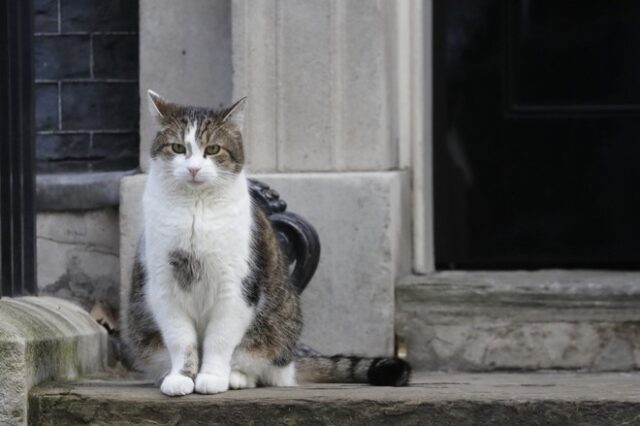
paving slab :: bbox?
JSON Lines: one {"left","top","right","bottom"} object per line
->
{"left": 29, "top": 372, "right": 640, "bottom": 425}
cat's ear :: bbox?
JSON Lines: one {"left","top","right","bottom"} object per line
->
{"left": 147, "top": 90, "right": 177, "bottom": 119}
{"left": 222, "top": 97, "right": 247, "bottom": 128}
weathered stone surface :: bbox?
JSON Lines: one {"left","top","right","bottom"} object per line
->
{"left": 36, "top": 133, "right": 91, "bottom": 162}
{"left": 120, "top": 171, "right": 411, "bottom": 356}
{"left": 37, "top": 209, "right": 121, "bottom": 315}
{"left": 232, "top": 0, "right": 399, "bottom": 173}
{"left": 34, "top": 0, "right": 57, "bottom": 33}
{"left": 35, "top": 84, "right": 58, "bottom": 131}
{"left": 34, "top": 35, "right": 90, "bottom": 80}
{"left": 29, "top": 372, "right": 640, "bottom": 425}
{"left": 93, "top": 35, "right": 138, "bottom": 79}
{"left": 139, "top": 0, "right": 232, "bottom": 171}
{"left": 34, "top": 0, "right": 140, "bottom": 175}
{"left": 0, "top": 297, "right": 106, "bottom": 425}
{"left": 61, "top": 82, "right": 138, "bottom": 130}
{"left": 397, "top": 271, "right": 640, "bottom": 371}
{"left": 60, "top": 0, "right": 138, "bottom": 32}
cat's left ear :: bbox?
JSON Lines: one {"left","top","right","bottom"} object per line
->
{"left": 222, "top": 97, "right": 247, "bottom": 129}
{"left": 148, "top": 90, "right": 178, "bottom": 119}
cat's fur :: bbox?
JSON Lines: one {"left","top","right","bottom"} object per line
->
{"left": 123, "top": 91, "right": 410, "bottom": 396}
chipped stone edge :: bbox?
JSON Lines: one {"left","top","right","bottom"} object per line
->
{"left": 0, "top": 296, "right": 107, "bottom": 426}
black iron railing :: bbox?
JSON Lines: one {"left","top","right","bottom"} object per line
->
{"left": 249, "top": 179, "right": 320, "bottom": 293}
{"left": 0, "top": 0, "right": 36, "bottom": 297}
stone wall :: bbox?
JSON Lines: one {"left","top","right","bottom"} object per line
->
{"left": 33, "top": 0, "right": 141, "bottom": 333}
{"left": 34, "top": 0, "right": 139, "bottom": 173}
{"left": 139, "top": 0, "right": 233, "bottom": 172}
{"left": 37, "top": 209, "right": 120, "bottom": 315}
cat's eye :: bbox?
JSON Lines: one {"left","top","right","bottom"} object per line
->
{"left": 205, "top": 144, "right": 221, "bottom": 156}
{"left": 171, "top": 143, "right": 186, "bottom": 154}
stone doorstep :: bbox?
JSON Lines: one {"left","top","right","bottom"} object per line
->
{"left": 396, "top": 271, "right": 640, "bottom": 372}
{"left": 28, "top": 372, "right": 640, "bottom": 425}
{"left": 0, "top": 297, "right": 107, "bottom": 426}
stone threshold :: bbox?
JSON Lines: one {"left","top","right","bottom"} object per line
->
{"left": 29, "top": 372, "right": 640, "bottom": 425}
{"left": 398, "top": 270, "right": 640, "bottom": 319}
{"left": 396, "top": 271, "right": 640, "bottom": 372}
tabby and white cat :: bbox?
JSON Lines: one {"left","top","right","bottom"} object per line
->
{"left": 124, "top": 91, "right": 410, "bottom": 396}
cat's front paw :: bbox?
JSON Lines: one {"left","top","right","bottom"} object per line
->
{"left": 195, "top": 372, "right": 230, "bottom": 394}
{"left": 160, "top": 374, "right": 195, "bottom": 396}
{"left": 229, "top": 370, "right": 257, "bottom": 389}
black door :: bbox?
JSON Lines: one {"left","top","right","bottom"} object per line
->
{"left": 434, "top": 0, "right": 640, "bottom": 269}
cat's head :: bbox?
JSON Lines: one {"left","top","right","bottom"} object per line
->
{"left": 147, "top": 90, "right": 246, "bottom": 188}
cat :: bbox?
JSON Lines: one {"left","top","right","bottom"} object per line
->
{"left": 123, "top": 91, "right": 411, "bottom": 396}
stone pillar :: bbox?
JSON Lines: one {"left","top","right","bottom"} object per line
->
{"left": 139, "top": 0, "right": 233, "bottom": 172}
{"left": 230, "top": 0, "right": 412, "bottom": 355}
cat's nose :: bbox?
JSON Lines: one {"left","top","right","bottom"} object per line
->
{"left": 188, "top": 166, "right": 200, "bottom": 177}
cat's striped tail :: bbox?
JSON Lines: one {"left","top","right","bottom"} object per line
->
{"left": 295, "top": 355, "right": 411, "bottom": 386}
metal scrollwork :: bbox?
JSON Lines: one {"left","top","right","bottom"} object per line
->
{"left": 248, "top": 179, "right": 320, "bottom": 294}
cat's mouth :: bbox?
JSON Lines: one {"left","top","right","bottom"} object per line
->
{"left": 188, "top": 179, "right": 204, "bottom": 185}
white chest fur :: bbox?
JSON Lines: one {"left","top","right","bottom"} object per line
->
{"left": 142, "top": 169, "right": 253, "bottom": 315}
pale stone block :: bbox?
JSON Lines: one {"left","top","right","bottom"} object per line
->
{"left": 119, "top": 174, "right": 146, "bottom": 320}
{"left": 120, "top": 171, "right": 411, "bottom": 356}
{"left": 231, "top": 0, "right": 278, "bottom": 172}
{"left": 253, "top": 171, "right": 411, "bottom": 355}
{"left": 0, "top": 297, "right": 106, "bottom": 425}
{"left": 232, "top": 0, "right": 399, "bottom": 172}
{"left": 339, "top": 0, "right": 397, "bottom": 170}
{"left": 275, "top": 0, "right": 334, "bottom": 171}
{"left": 139, "top": 0, "right": 232, "bottom": 172}
{"left": 36, "top": 209, "right": 120, "bottom": 313}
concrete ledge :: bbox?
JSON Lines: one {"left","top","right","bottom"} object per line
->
{"left": 0, "top": 297, "right": 107, "bottom": 425}
{"left": 29, "top": 372, "right": 640, "bottom": 425}
{"left": 397, "top": 271, "right": 640, "bottom": 371}
{"left": 36, "top": 170, "right": 136, "bottom": 211}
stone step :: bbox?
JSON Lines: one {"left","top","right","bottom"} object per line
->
{"left": 396, "top": 271, "right": 640, "bottom": 371}
{"left": 29, "top": 372, "right": 640, "bottom": 425}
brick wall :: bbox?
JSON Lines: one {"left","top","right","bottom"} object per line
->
{"left": 34, "top": 0, "right": 139, "bottom": 173}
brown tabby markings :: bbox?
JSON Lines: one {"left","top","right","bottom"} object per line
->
{"left": 126, "top": 251, "right": 163, "bottom": 362}
{"left": 179, "top": 344, "right": 198, "bottom": 379}
{"left": 239, "top": 206, "right": 302, "bottom": 366}
{"left": 150, "top": 104, "right": 244, "bottom": 174}
{"left": 168, "top": 249, "right": 202, "bottom": 291}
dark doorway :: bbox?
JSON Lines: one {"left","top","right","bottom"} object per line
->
{"left": 434, "top": 0, "right": 640, "bottom": 269}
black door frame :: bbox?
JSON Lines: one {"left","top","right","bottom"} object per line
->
{"left": 0, "top": 0, "right": 36, "bottom": 297}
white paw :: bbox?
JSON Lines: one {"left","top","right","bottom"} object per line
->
{"left": 160, "top": 374, "right": 194, "bottom": 396}
{"left": 195, "top": 372, "right": 230, "bottom": 394}
{"left": 229, "top": 370, "right": 257, "bottom": 390}
{"left": 263, "top": 363, "right": 296, "bottom": 387}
